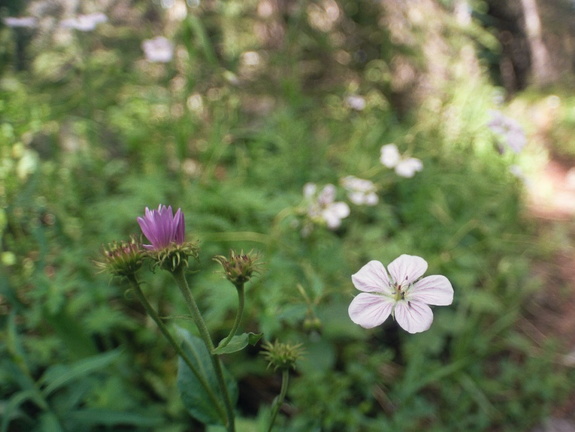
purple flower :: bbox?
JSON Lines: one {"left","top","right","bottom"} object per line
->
{"left": 137, "top": 205, "right": 185, "bottom": 250}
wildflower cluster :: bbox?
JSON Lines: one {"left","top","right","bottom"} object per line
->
{"left": 4, "top": 12, "right": 107, "bottom": 31}
{"left": 98, "top": 205, "right": 198, "bottom": 277}
{"left": 3, "top": 12, "right": 173, "bottom": 63}
{"left": 298, "top": 143, "right": 424, "bottom": 234}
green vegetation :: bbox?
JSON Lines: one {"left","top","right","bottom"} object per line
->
{"left": 1, "top": 1, "right": 574, "bottom": 431}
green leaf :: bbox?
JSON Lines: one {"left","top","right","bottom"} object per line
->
{"left": 1, "top": 390, "right": 39, "bottom": 432}
{"left": 67, "top": 409, "right": 164, "bottom": 427}
{"left": 212, "top": 332, "right": 263, "bottom": 355}
{"left": 39, "top": 350, "right": 122, "bottom": 396}
{"left": 176, "top": 327, "right": 238, "bottom": 426}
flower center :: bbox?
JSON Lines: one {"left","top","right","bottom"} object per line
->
{"left": 393, "top": 281, "right": 408, "bottom": 302}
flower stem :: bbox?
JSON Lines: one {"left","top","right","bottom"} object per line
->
{"left": 171, "top": 267, "right": 236, "bottom": 432}
{"left": 217, "top": 283, "right": 245, "bottom": 350}
{"left": 127, "top": 275, "right": 227, "bottom": 425}
{"left": 267, "top": 370, "right": 290, "bottom": 432}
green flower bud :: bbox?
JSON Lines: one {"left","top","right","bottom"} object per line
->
{"left": 214, "top": 250, "right": 262, "bottom": 286}
{"left": 96, "top": 237, "right": 144, "bottom": 278}
{"left": 260, "top": 340, "right": 304, "bottom": 371}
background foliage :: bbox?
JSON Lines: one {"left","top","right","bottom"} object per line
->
{"left": 1, "top": 0, "right": 575, "bottom": 431}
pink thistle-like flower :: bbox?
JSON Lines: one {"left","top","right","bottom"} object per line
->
{"left": 348, "top": 255, "right": 453, "bottom": 334}
{"left": 137, "top": 205, "right": 185, "bottom": 251}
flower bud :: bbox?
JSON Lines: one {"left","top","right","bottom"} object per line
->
{"left": 96, "top": 237, "right": 143, "bottom": 278}
{"left": 260, "top": 340, "right": 304, "bottom": 371}
{"left": 213, "top": 250, "right": 262, "bottom": 286}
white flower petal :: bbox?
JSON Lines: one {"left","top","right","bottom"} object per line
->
{"left": 387, "top": 254, "right": 428, "bottom": 286}
{"left": 348, "top": 293, "right": 394, "bottom": 329}
{"left": 394, "top": 300, "right": 433, "bottom": 333}
{"left": 407, "top": 275, "right": 454, "bottom": 306}
{"left": 364, "top": 192, "right": 379, "bottom": 206}
{"left": 351, "top": 260, "right": 393, "bottom": 294}
{"left": 303, "top": 183, "right": 317, "bottom": 199}
{"left": 318, "top": 184, "right": 336, "bottom": 205}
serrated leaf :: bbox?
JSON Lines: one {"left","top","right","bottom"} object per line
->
{"left": 176, "top": 327, "right": 238, "bottom": 426}
{"left": 212, "top": 332, "right": 263, "bottom": 355}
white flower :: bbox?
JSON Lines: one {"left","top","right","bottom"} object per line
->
{"left": 3, "top": 17, "right": 37, "bottom": 28}
{"left": 380, "top": 144, "right": 401, "bottom": 168}
{"left": 487, "top": 110, "right": 526, "bottom": 154}
{"left": 60, "top": 13, "right": 108, "bottom": 31}
{"left": 303, "top": 183, "right": 350, "bottom": 230}
{"left": 380, "top": 144, "right": 423, "bottom": 178}
{"left": 395, "top": 158, "right": 423, "bottom": 178}
{"left": 348, "top": 255, "right": 453, "bottom": 334}
{"left": 345, "top": 95, "right": 366, "bottom": 111}
{"left": 341, "top": 176, "right": 378, "bottom": 206}
{"left": 142, "top": 36, "right": 174, "bottom": 63}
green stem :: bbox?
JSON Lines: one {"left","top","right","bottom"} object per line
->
{"left": 127, "top": 276, "right": 227, "bottom": 425}
{"left": 172, "top": 267, "right": 236, "bottom": 432}
{"left": 267, "top": 370, "right": 290, "bottom": 432}
{"left": 217, "top": 283, "right": 245, "bottom": 350}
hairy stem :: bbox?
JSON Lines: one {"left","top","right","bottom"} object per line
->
{"left": 216, "top": 283, "right": 245, "bottom": 350}
{"left": 127, "top": 275, "right": 227, "bottom": 425}
{"left": 172, "top": 267, "right": 235, "bottom": 432}
{"left": 267, "top": 370, "right": 290, "bottom": 432}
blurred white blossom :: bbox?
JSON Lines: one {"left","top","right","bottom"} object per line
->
{"left": 60, "top": 13, "right": 108, "bottom": 31}
{"left": 142, "top": 36, "right": 174, "bottom": 63}
{"left": 340, "top": 176, "right": 378, "bottom": 205}
{"left": 4, "top": 17, "right": 37, "bottom": 28}
{"left": 380, "top": 144, "right": 423, "bottom": 178}
{"left": 487, "top": 110, "right": 526, "bottom": 154}
{"left": 303, "top": 183, "right": 350, "bottom": 232}
{"left": 345, "top": 95, "right": 366, "bottom": 111}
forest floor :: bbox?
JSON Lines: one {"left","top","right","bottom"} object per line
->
{"left": 524, "top": 156, "right": 575, "bottom": 431}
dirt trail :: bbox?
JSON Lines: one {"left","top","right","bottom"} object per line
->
{"left": 525, "top": 157, "right": 575, "bottom": 429}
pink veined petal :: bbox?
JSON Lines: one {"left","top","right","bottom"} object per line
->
{"left": 387, "top": 254, "right": 428, "bottom": 286}
{"left": 351, "top": 260, "right": 394, "bottom": 294}
{"left": 173, "top": 208, "right": 185, "bottom": 244}
{"left": 137, "top": 208, "right": 159, "bottom": 248}
{"left": 407, "top": 275, "right": 454, "bottom": 306}
{"left": 393, "top": 300, "right": 433, "bottom": 334}
{"left": 348, "top": 293, "right": 395, "bottom": 329}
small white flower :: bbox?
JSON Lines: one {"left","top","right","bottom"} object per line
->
{"left": 60, "top": 13, "right": 107, "bottom": 31}
{"left": 303, "top": 183, "right": 350, "bottom": 231}
{"left": 348, "top": 255, "right": 453, "bottom": 334}
{"left": 142, "top": 36, "right": 174, "bottom": 63}
{"left": 487, "top": 110, "right": 526, "bottom": 154}
{"left": 4, "top": 17, "right": 37, "bottom": 28}
{"left": 341, "top": 176, "right": 378, "bottom": 206}
{"left": 395, "top": 158, "right": 423, "bottom": 178}
{"left": 380, "top": 144, "right": 401, "bottom": 168}
{"left": 345, "top": 95, "right": 366, "bottom": 111}
{"left": 380, "top": 144, "right": 423, "bottom": 178}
